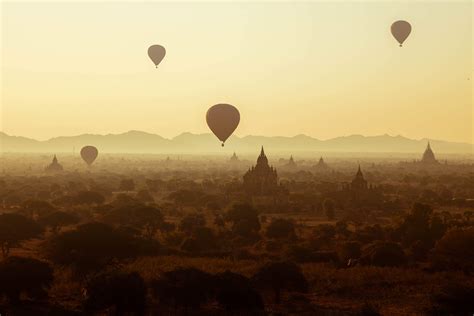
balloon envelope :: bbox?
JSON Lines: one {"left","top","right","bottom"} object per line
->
{"left": 206, "top": 104, "right": 240, "bottom": 146}
{"left": 148, "top": 45, "right": 166, "bottom": 67}
{"left": 391, "top": 20, "right": 411, "bottom": 47}
{"left": 80, "top": 146, "right": 98, "bottom": 166}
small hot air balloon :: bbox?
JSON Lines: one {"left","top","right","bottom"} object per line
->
{"left": 148, "top": 45, "right": 166, "bottom": 68}
{"left": 80, "top": 146, "right": 98, "bottom": 166}
{"left": 391, "top": 20, "right": 411, "bottom": 47}
{"left": 206, "top": 103, "right": 240, "bottom": 147}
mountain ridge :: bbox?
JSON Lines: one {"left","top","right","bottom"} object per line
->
{"left": 0, "top": 131, "right": 472, "bottom": 154}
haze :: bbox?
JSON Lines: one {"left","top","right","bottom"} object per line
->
{"left": 1, "top": 1, "right": 472, "bottom": 143}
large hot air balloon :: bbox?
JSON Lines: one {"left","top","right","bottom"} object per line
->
{"left": 80, "top": 146, "right": 98, "bottom": 166}
{"left": 148, "top": 45, "right": 166, "bottom": 68}
{"left": 206, "top": 104, "right": 240, "bottom": 147}
{"left": 391, "top": 20, "right": 411, "bottom": 47}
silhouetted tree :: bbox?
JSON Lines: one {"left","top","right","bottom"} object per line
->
{"left": 44, "top": 222, "right": 141, "bottom": 274}
{"left": 432, "top": 228, "right": 474, "bottom": 272}
{"left": 38, "top": 211, "right": 79, "bottom": 234}
{"left": 178, "top": 213, "right": 205, "bottom": 234}
{"left": 84, "top": 271, "right": 147, "bottom": 316}
{"left": 361, "top": 241, "right": 406, "bottom": 267}
{"left": 151, "top": 268, "right": 214, "bottom": 312}
{"left": 0, "top": 256, "right": 53, "bottom": 304}
{"left": 252, "top": 261, "right": 308, "bottom": 304}
{"left": 266, "top": 218, "right": 296, "bottom": 240}
{"left": 136, "top": 189, "right": 154, "bottom": 203}
{"left": 103, "top": 205, "right": 164, "bottom": 239}
{"left": 119, "top": 179, "right": 135, "bottom": 192}
{"left": 431, "top": 281, "right": 474, "bottom": 315}
{"left": 225, "top": 203, "right": 260, "bottom": 238}
{"left": 214, "top": 271, "right": 264, "bottom": 313}
{"left": 75, "top": 190, "right": 105, "bottom": 205}
{"left": 323, "top": 198, "right": 335, "bottom": 220}
{"left": 0, "top": 213, "right": 42, "bottom": 257}
{"left": 337, "top": 241, "right": 361, "bottom": 264}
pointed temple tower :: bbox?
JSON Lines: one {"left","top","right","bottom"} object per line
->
{"left": 45, "top": 155, "right": 64, "bottom": 173}
{"left": 230, "top": 152, "right": 239, "bottom": 162}
{"left": 351, "top": 165, "right": 368, "bottom": 190}
{"left": 421, "top": 142, "right": 438, "bottom": 164}
{"left": 243, "top": 146, "right": 278, "bottom": 195}
{"left": 315, "top": 156, "right": 329, "bottom": 170}
{"left": 285, "top": 155, "right": 297, "bottom": 168}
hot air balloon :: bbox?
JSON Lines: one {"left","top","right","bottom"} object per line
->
{"left": 80, "top": 146, "right": 98, "bottom": 166}
{"left": 206, "top": 104, "right": 240, "bottom": 147}
{"left": 148, "top": 45, "right": 166, "bottom": 68}
{"left": 391, "top": 20, "right": 411, "bottom": 47}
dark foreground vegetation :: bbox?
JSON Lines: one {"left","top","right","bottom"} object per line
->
{"left": 0, "top": 153, "right": 473, "bottom": 315}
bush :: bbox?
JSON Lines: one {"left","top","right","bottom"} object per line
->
{"left": 0, "top": 213, "right": 43, "bottom": 257}
{"left": 431, "top": 282, "right": 474, "bottom": 315}
{"left": 337, "top": 241, "right": 362, "bottom": 264}
{"left": 0, "top": 256, "right": 53, "bottom": 304}
{"left": 214, "top": 271, "right": 264, "bottom": 313}
{"left": 84, "top": 271, "right": 147, "bottom": 315}
{"left": 151, "top": 268, "right": 214, "bottom": 312}
{"left": 252, "top": 261, "right": 308, "bottom": 304}
{"left": 361, "top": 241, "right": 406, "bottom": 267}
{"left": 266, "top": 218, "right": 296, "bottom": 240}
{"left": 44, "top": 222, "right": 143, "bottom": 274}
{"left": 431, "top": 228, "right": 474, "bottom": 271}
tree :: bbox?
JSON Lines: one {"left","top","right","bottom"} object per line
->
{"left": 361, "top": 241, "right": 406, "bottom": 267}
{"left": 431, "top": 281, "right": 474, "bottom": 315}
{"left": 84, "top": 271, "right": 147, "bottom": 316}
{"left": 151, "top": 268, "right": 214, "bottom": 312}
{"left": 432, "top": 228, "right": 474, "bottom": 271}
{"left": 75, "top": 190, "right": 105, "bottom": 205}
{"left": 20, "top": 199, "right": 56, "bottom": 218}
{"left": 0, "top": 256, "right": 53, "bottom": 304}
{"left": 119, "top": 179, "right": 135, "bottom": 192}
{"left": 103, "top": 205, "right": 164, "bottom": 239}
{"left": 0, "top": 213, "right": 42, "bottom": 257}
{"left": 136, "top": 189, "right": 154, "bottom": 203}
{"left": 252, "top": 261, "right": 308, "bottom": 304}
{"left": 44, "top": 222, "right": 141, "bottom": 274}
{"left": 337, "top": 241, "right": 361, "bottom": 264}
{"left": 225, "top": 203, "right": 260, "bottom": 238}
{"left": 323, "top": 198, "right": 335, "bottom": 220}
{"left": 265, "top": 218, "right": 296, "bottom": 239}
{"left": 214, "top": 271, "right": 264, "bottom": 313}
{"left": 180, "top": 227, "right": 216, "bottom": 254}
{"left": 179, "top": 213, "right": 205, "bottom": 234}
{"left": 38, "top": 211, "right": 79, "bottom": 234}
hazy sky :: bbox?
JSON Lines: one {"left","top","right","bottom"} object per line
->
{"left": 1, "top": 1, "right": 472, "bottom": 142}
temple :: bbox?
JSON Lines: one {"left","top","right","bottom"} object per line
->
{"left": 285, "top": 155, "right": 297, "bottom": 169}
{"left": 45, "top": 155, "right": 63, "bottom": 173}
{"left": 351, "top": 165, "right": 368, "bottom": 190}
{"left": 243, "top": 146, "right": 278, "bottom": 195}
{"left": 230, "top": 152, "right": 239, "bottom": 162}
{"left": 315, "top": 156, "right": 329, "bottom": 170}
{"left": 421, "top": 142, "right": 438, "bottom": 164}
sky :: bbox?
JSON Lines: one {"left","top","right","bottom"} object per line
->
{"left": 1, "top": 1, "right": 472, "bottom": 143}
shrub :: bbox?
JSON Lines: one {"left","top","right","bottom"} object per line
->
{"left": 431, "top": 228, "right": 474, "bottom": 271}
{"left": 151, "top": 268, "right": 214, "bottom": 312}
{"left": 0, "top": 256, "right": 53, "bottom": 304}
{"left": 84, "top": 271, "right": 147, "bottom": 315}
{"left": 266, "top": 218, "right": 296, "bottom": 240}
{"left": 361, "top": 241, "right": 406, "bottom": 267}
{"left": 252, "top": 261, "right": 308, "bottom": 304}
{"left": 214, "top": 271, "right": 264, "bottom": 313}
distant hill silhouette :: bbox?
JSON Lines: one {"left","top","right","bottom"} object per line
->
{"left": 0, "top": 131, "right": 472, "bottom": 154}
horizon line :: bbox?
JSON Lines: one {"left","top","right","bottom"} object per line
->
{"left": 1, "top": 130, "right": 473, "bottom": 145}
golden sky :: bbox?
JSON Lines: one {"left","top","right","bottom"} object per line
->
{"left": 1, "top": 1, "right": 472, "bottom": 143}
